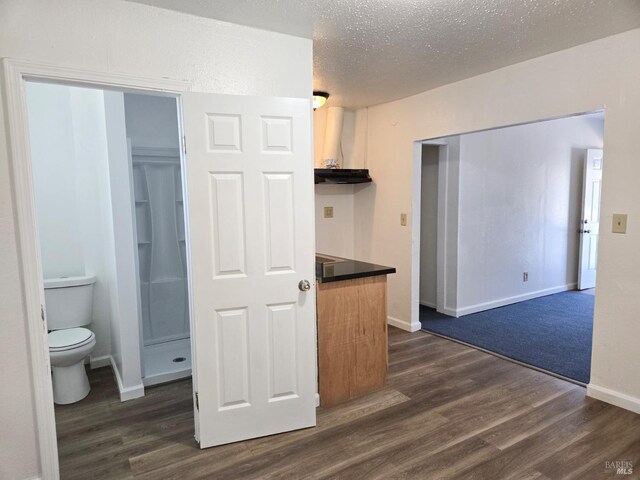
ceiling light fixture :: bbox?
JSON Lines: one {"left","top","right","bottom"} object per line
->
{"left": 312, "top": 91, "right": 329, "bottom": 110}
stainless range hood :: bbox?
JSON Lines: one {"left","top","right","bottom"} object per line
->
{"left": 314, "top": 169, "right": 372, "bottom": 184}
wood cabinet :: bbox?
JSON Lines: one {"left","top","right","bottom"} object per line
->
{"left": 316, "top": 275, "right": 388, "bottom": 407}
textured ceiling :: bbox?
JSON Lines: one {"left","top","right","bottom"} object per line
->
{"left": 130, "top": 0, "right": 640, "bottom": 109}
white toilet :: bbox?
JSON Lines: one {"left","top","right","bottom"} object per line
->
{"left": 44, "top": 275, "right": 97, "bottom": 405}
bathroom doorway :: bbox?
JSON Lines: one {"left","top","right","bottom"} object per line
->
{"left": 24, "top": 81, "right": 192, "bottom": 402}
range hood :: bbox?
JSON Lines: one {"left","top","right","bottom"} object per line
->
{"left": 314, "top": 169, "right": 372, "bottom": 184}
{"left": 315, "top": 106, "right": 372, "bottom": 184}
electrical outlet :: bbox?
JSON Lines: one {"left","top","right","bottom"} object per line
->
{"left": 324, "top": 206, "right": 334, "bottom": 219}
{"left": 400, "top": 213, "right": 407, "bottom": 226}
{"left": 612, "top": 213, "right": 627, "bottom": 234}
{"left": 523, "top": 272, "right": 529, "bottom": 282}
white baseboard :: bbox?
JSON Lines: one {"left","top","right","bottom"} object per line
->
{"left": 315, "top": 393, "right": 320, "bottom": 407}
{"left": 109, "top": 356, "right": 145, "bottom": 402}
{"left": 89, "top": 354, "right": 111, "bottom": 369}
{"left": 387, "top": 315, "right": 421, "bottom": 333}
{"left": 455, "top": 283, "right": 577, "bottom": 317}
{"left": 587, "top": 383, "right": 640, "bottom": 415}
{"left": 440, "top": 307, "right": 458, "bottom": 317}
{"left": 419, "top": 300, "right": 436, "bottom": 309}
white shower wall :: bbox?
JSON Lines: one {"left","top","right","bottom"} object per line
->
{"left": 124, "top": 95, "right": 190, "bottom": 359}
{"left": 132, "top": 151, "right": 189, "bottom": 345}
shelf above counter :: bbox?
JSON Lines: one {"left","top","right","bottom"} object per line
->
{"left": 314, "top": 168, "right": 372, "bottom": 185}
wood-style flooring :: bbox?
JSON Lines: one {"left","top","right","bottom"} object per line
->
{"left": 55, "top": 327, "right": 640, "bottom": 479}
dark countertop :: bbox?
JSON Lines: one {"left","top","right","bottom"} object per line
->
{"left": 316, "top": 254, "right": 396, "bottom": 283}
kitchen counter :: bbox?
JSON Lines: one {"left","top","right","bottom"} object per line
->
{"left": 315, "top": 254, "right": 395, "bottom": 407}
{"left": 316, "top": 254, "right": 396, "bottom": 283}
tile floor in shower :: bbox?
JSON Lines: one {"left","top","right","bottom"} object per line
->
{"left": 143, "top": 337, "right": 192, "bottom": 386}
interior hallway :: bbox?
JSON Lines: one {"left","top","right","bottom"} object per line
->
{"left": 55, "top": 327, "right": 640, "bottom": 479}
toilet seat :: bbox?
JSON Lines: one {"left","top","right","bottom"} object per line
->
{"left": 49, "top": 327, "right": 95, "bottom": 352}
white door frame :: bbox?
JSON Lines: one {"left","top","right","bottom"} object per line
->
{"left": 411, "top": 138, "right": 459, "bottom": 329}
{"left": 2, "top": 58, "right": 191, "bottom": 480}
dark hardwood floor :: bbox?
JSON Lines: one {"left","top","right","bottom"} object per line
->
{"left": 55, "top": 327, "right": 640, "bottom": 479}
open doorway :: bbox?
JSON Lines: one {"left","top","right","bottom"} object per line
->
{"left": 23, "top": 79, "right": 195, "bottom": 474}
{"left": 414, "top": 112, "right": 604, "bottom": 385}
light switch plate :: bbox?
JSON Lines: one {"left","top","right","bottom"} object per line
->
{"left": 324, "top": 206, "right": 334, "bottom": 219}
{"left": 612, "top": 213, "right": 627, "bottom": 234}
{"left": 400, "top": 213, "right": 407, "bottom": 226}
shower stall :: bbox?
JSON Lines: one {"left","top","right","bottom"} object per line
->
{"left": 126, "top": 94, "right": 191, "bottom": 386}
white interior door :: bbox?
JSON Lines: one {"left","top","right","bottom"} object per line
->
{"left": 578, "top": 148, "right": 603, "bottom": 290}
{"left": 182, "top": 93, "right": 317, "bottom": 448}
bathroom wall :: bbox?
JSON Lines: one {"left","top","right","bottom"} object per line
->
{"left": 26, "top": 82, "right": 113, "bottom": 361}
{"left": 104, "top": 91, "right": 144, "bottom": 397}
{"left": 26, "top": 82, "right": 146, "bottom": 398}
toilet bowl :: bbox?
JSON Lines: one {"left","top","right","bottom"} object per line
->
{"left": 49, "top": 327, "right": 96, "bottom": 404}
{"left": 44, "top": 275, "right": 97, "bottom": 405}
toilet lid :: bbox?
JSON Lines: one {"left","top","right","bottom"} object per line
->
{"left": 49, "top": 328, "right": 94, "bottom": 351}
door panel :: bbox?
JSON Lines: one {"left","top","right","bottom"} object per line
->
{"left": 578, "top": 148, "right": 603, "bottom": 290}
{"left": 182, "top": 93, "right": 316, "bottom": 448}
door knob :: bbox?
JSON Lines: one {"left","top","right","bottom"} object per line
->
{"left": 298, "top": 279, "right": 311, "bottom": 292}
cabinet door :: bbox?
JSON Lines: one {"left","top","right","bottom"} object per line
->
{"left": 317, "top": 280, "right": 358, "bottom": 406}
{"left": 353, "top": 276, "right": 388, "bottom": 397}
{"left": 317, "top": 276, "right": 388, "bottom": 407}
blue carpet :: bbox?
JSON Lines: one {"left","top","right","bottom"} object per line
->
{"left": 420, "top": 291, "right": 593, "bottom": 384}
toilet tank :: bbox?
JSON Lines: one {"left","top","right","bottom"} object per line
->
{"left": 44, "top": 276, "right": 96, "bottom": 330}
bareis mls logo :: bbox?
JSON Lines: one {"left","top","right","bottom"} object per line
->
{"left": 605, "top": 460, "right": 633, "bottom": 475}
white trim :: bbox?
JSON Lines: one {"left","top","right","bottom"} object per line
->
{"left": 454, "top": 283, "right": 577, "bottom": 317}
{"left": 2, "top": 57, "right": 191, "bottom": 480}
{"left": 315, "top": 393, "right": 320, "bottom": 408}
{"left": 387, "top": 315, "right": 421, "bottom": 333}
{"left": 110, "top": 356, "right": 145, "bottom": 402}
{"left": 419, "top": 300, "right": 436, "bottom": 309}
{"left": 587, "top": 383, "right": 640, "bottom": 415}
{"left": 440, "top": 307, "right": 458, "bottom": 317}
{"left": 3, "top": 58, "right": 60, "bottom": 480}
{"left": 89, "top": 355, "right": 112, "bottom": 369}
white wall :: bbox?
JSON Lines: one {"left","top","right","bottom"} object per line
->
{"left": 419, "top": 144, "right": 439, "bottom": 307}
{"left": 455, "top": 114, "right": 604, "bottom": 315}
{"left": 314, "top": 184, "right": 355, "bottom": 258}
{"left": 312, "top": 107, "right": 369, "bottom": 258}
{"left": 104, "top": 90, "right": 144, "bottom": 396}
{"left": 0, "top": 1, "right": 312, "bottom": 478}
{"left": 27, "top": 84, "right": 84, "bottom": 278}
{"left": 26, "top": 83, "right": 113, "bottom": 362}
{"left": 353, "top": 28, "right": 640, "bottom": 414}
